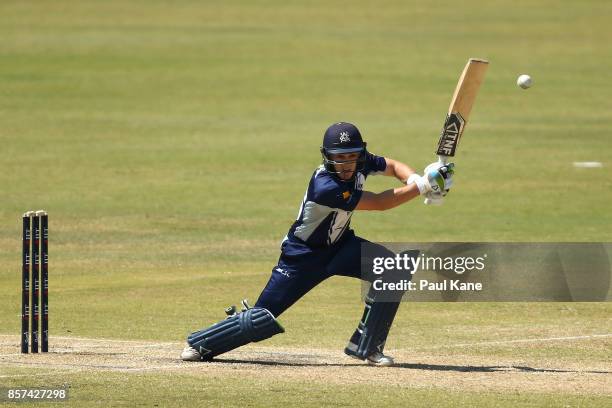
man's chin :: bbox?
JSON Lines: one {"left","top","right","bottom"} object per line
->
{"left": 339, "top": 172, "right": 354, "bottom": 181}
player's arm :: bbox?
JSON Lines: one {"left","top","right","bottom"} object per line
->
{"left": 382, "top": 157, "right": 416, "bottom": 184}
{"left": 356, "top": 163, "right": 454, "bottom": 211}
{"left": 355, "top": 186, "right": 420, "bottom": 211}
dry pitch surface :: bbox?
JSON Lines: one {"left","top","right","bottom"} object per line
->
{"left": 1, "top": 334, "right": 610, "bottom": 396}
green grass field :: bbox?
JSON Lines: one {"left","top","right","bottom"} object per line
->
{"left": 1, "top": 1, "right": 611, "bottom": 406}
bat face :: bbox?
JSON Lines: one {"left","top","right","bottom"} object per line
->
{"left": 435, "top": 58, "right": 488, "bottom": 160}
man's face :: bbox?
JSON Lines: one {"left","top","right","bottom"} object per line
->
{"left": 330, "top": 152, "right": 360, "bottom": 180}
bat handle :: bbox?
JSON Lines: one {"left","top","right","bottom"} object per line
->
{"left": 437, "top": 155, "right": 449, "bottom": 166}
{"left": 423, "top": 155, "right": 449, "bottom": 205}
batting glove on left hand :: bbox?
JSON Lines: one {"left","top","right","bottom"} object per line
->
{"left": 407, "top": 163, "right": 454, "bottom": 194}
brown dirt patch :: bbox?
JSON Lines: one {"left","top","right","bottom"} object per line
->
{"left": 1, "top": 334, "right": 610, "bottom": 395}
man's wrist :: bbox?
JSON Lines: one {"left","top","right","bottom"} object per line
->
{"left": 407, "top": 174, "right": 429, "bottom": 195}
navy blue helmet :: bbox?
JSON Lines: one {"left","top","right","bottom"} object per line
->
{"left": 320, "top": 122, "right": 367, "bottom": 180}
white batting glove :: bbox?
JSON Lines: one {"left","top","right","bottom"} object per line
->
{"left": 406, "top": 163, "right": 454, "bottom": 194}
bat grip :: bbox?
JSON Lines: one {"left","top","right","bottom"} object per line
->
{"left": 437, "top": 155, "right": 449, "bottom": 166}
{"left": 423, "top": 155, "right": 450, "bottom": 205}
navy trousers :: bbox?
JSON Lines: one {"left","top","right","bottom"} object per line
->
{"left": 255, "top": 235, "right": 387, "bottom": 317}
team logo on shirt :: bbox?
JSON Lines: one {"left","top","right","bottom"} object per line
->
{"left": 339, "top": 132, "right": 351, "bottom": 143}
{"left": 342, "top": 191, "right": 351, "bottom": 200}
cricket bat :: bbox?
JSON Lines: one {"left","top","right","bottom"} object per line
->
{"left": 425, "top": 58, "right": 489, "bottom": 205}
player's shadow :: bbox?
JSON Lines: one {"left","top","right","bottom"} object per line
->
{"left": 394, "top": 363, "right": 610, "bottom": 374}
{"left": 211, "top": 359, "right": 610, "bottom": 374}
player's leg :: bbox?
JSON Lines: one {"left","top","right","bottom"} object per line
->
{"left": 328, "top": 235, "right": 418, "bottom": 366}
{"left": 182, "top": 303, "right": 285, "bottom": 361}
{"left": 344, "top": 288, "right": 402, "bottom": 366}
{"left": 254, "top": 253, "right": 333, "bottom": 317}
{"left": 254, "top": 255, "right": 330, "bottom": 318}
{"left": 182, "top": 254, "right": 331, "bottom": 361}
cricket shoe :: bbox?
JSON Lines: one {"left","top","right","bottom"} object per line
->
{"left": 365, "top": 351, "right": 394, "bottom": 367}
{"left": 180, "top": 345, "right": 201, "bottom": 361}
{"left": 344, "top": 344, "right": 394, "bottom": 367}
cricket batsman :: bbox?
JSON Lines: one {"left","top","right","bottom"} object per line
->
{"left": 181, "top": 122, "right": 454, "bottom": 366}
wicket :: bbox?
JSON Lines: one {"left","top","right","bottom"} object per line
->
{"left": 21, "top": 210, "right": 49, "bottom": 353}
